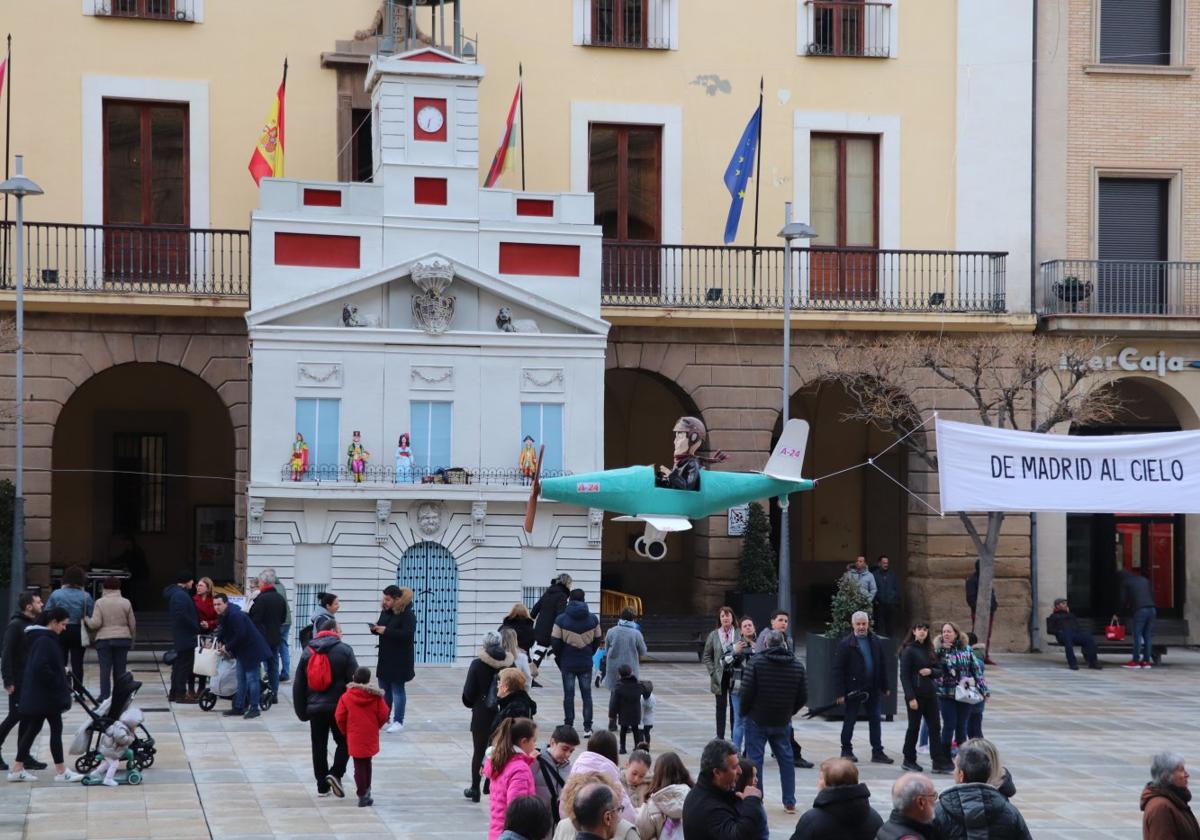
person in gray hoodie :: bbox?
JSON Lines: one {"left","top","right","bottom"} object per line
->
{"left": 842, "top": 556, "right": 877, "bottom": 603}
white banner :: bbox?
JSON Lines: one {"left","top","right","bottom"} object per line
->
{"left": 936, "top": 418, "right": 1200, "bottom": 513}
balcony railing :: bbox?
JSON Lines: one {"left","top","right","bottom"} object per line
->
{"left": 1039, "top": 259, "right": 1200, "bottom": 317}
{"left": 93, "top": 0, "right": 198, "bottom": 22}
{"left": 583, "top": 0, "right": 673, "bottom": 50}
{"left": 805, "top": 1, "right": 892, "bottom": 58}
{"left": 0, "top": 222, "right": 250, "bottom": 298}
{"left": 282, "top": 464, "right": 571, "bottom": 486}
{"left": 601, "top": 243, "right": 1007, "bottom": 313}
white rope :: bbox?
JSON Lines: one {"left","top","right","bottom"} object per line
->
{"left": 811, "top": 412, "right": 936, "bottom": 484}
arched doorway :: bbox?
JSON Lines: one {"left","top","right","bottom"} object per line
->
{"left": 603, "top": 368, "right": 701, "bottom": 612}
{"left": 771, "top": 377, "right": 909, "bottom": 630}
{"left": 51, "top": 363, "right": 237, "bottom": 610}
{"left": 397, "top": 541, "right": 458, "bottom": 663}
{"left": 1067, "top": 377, "right": 1195, "bottom": 619}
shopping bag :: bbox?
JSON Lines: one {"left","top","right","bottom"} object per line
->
{"left": 193, "top": 645, "right": 219, "bottom": 677}
{"left": 80, "top": 620, "right": 91, "bottom": 648}
{"left": 1105, "top": 619, "right": 1127, "bottom": 641}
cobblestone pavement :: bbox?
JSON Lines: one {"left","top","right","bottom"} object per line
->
{"left": 1, "top": 646, "right": 1197, "bottom": 839}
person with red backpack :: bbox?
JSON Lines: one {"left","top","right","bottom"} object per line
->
{"left": 293, "top": 617, "right": 358, "bottom": 797}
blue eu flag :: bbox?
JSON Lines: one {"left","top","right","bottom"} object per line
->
{"left": 723, "top": 103, "right": 761, "bottom": 244}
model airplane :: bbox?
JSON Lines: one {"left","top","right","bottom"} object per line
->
{"left": 523, "top": 419, "right": 813, "bottom": 559}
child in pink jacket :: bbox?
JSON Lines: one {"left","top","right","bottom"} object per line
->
{"left": 483, "top": 717, "right": 539, "bottom": 840}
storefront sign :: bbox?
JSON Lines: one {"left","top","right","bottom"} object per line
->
{"left": 1063, "top": 347, "right": 1200, "bottom": 377}
{"left": 936, "top": 418, "right": 1200, "bottom": 513}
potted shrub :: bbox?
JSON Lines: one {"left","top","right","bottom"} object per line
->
{"left": 1052, "top": 275, "right": 1092, "bottom": 312}
{"left": 725, "top": 502, "right": 778, "bottom": 630}
{"left": 805, "top": 573, "right": 898, "bottom": 721}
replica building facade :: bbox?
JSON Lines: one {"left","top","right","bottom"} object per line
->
{"left": 245, "top": 47, "right": 607, "bottom": 663}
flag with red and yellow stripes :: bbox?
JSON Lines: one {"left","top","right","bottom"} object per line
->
{"left": 248, "top": 61, "right": 287, "bottom": 186}
{"left": 483, "top": 80, "right": 521, "bottom": 188}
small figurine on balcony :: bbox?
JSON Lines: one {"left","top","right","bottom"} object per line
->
{"left": 346, "top": 431, "right": 370, "bottom": 483}
{"left": 290, "top": 433, "right": 309, "bottom": 481}
{"left": 519, "top": 435, "right": 538, "bottom": 485}
{"left": 395, "top": 433, "right": 414, "bottom": 484}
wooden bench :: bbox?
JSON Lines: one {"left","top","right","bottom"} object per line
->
{"left": 603, "top": 613, "right": 710, "bottom": 661}
{"left": 1047, "top": 617, "right": 1189, "bottom": 665}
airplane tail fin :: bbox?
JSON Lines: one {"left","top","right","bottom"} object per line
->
{"left": 762, "top": 419, "right": 810, "bottom": 481}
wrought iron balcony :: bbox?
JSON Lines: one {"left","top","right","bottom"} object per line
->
{"left": 281, "top": 464, "right": 572, "bottom": 486}
{"left": 0, "top": 221, "right": 250, "bottom": 298}
{"left": 805, "top": 1, "right": 892, "bottom": 58}
{"left": 1038, "top": 259, "right": 1200, "bottom": 316}
{"left": 92, "top": 0, "right": 199, "bottom": 22}
{"left": 582, "top": 0, "right": 673, "bottom": 50}
{"left": 601, "top": 243, "right": 1007, "bottom": 313}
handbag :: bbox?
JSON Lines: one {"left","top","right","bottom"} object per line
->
{"left": 1105, "top": 618, "right": 1127, "bottom": 641}
{"left": 194, "top": 642, "right": 219, "bottom": 678}
{"left": 955, "top": 678, "right": 984, "bottom": 705}
{"left": 79, "top": 620, "right": 91, "bottom": 648}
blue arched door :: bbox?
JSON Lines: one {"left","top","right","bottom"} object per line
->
{"left": 397, "top": 541, "right": 458, "bottom": 663}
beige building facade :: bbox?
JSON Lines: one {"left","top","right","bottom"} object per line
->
{"left": 1036, "top": 0, "right": 1200, "bottom": 641}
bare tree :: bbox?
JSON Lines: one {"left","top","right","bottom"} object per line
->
{"left": 813, "top": 332, "right": 1124, "bottom": 651}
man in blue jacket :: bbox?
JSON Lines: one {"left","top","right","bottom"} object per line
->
{"left": 214, "top": 593, "right": 272, "bottom": 719}
{"left": 551, "top": 589, "right": 601, "bottom": 737}
{"left": 834, "top": 610, "right": 892, "bottom": 765}
{"left": 162, "top": 571, "right": 200, "bottom": 704}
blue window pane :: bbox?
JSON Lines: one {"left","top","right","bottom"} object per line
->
{"left": 412, "top": 401, "right": 453, "bottom": 471}
{"left": 521, "top": 403, "right": 564, "bottom": 474}
{"left": 296, "top": 400, "right": 317, "bottom": 480}
{"left": 317, "top": 399, "right": 340, "bottom": 466}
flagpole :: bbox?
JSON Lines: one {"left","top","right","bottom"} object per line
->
{"left": 751, "top": 76, "right": 763, "bottom": 294}
{"left": 3, "top": 35, "right": 11, "bottom": 287}
{"left": 518, "top": 63, "right": 526, "bottom": 191}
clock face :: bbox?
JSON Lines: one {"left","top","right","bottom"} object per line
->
{"left": 417, "top": 105, "right": 445, "bottom": 134}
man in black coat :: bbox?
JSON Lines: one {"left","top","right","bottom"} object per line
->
{"left": 249, "top": 570, "right": 287, "bottom": 699}
{"left": 293, "top": 617, "right": 358, "bottom": 798}
{"left": 834, "top": 611, "right": 892, "bottom": 765}
{"left": 0, "top": 592, "right": 43, "bottom": 770}
{"left": 162, "top": 570, "right": 200, "bottom": 704}
{"left": 871, "top": 556, "right": 901, "bottom": 639}
{"left": 1046, "top": 597, "right": 1101, "bottom": 670}
{"left": 370, "top": 585, "right": 416, "bottom": 733}
{"left": 934, "top": 743, "right": 1032, "bottom": 840}
{"left": 877, "top": 772, "right": 939, "bottom": 840}
{"left": 530, "top": 574, "right": 572, "bottom": 653}
{"left": 739, "top": 630, "right": 807, "bottom": 813}
{"left": 682, "top": 738, "right": 766, "bottom": 840}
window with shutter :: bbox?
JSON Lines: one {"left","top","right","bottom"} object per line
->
{"left": 1097, "top": 178, "right": 1168, "bottom": 314}
{"left": 1100, "top": 0, "right": 1171, "bottom": 65}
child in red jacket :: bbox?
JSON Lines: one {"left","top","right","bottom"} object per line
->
{"left": 335, "top": 667, "right": 390, "bottom": 806}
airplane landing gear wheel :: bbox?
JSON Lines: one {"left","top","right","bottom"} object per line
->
{"left": 645, "top": 540, "right": 667, "bottom": 560}
{"left": 634, "top": 537, "right": 648, "bottom": 558}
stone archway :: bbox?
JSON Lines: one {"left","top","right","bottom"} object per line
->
{"left": 603, "top": 367, "right": 703, "bottom": 611}
{"left": 4, "top": 313, "right": 249, "bottom": 599}
{"left": 51, "top": 362, "right": 238, "bottom": 608}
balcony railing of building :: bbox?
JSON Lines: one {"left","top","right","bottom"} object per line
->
{"left": 805, "top": 1, "right": 892, "bottom": 58}
{"left": 1038, "top": 259, "right": 1200, "bottom": 317}
{"left": 0, "top": 222, "right": 250, "bottom": 298}
{"left": 281, "top": 464, "right": 571, "bottom": 486}
{"left": 582, "top": 0, "right": 673, "bottom": 50}
{"left": 92, "top": 0, "right": 199, "bottom": 22}
{"left": 601, "top": 243, "right": 1007, "bottom": 313}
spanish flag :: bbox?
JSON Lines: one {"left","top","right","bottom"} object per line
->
{"left": 483, "top": 79, "right": 521, "bottom": 188}
{"left": 248, "top": 60, "right": 287, "bottom": 186}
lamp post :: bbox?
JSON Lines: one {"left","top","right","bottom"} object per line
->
{"left": 776, "top": 204, "right": 817, "bottom": 618}
{"left": 0, "top": 155, "right": 44, "bottom": 616}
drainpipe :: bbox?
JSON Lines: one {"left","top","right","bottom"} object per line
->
{"left": 1028, "top": 0, "right": 1042, "bottom": 654}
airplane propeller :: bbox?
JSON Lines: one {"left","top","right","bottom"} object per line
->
{"left": 523, "top": 444, "right": 545, "bottom": 533}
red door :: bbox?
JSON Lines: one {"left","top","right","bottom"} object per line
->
{"left": 1115, "top": 516, "right": 1176, "bottom": 609}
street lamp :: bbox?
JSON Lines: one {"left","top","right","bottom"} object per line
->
{"left": 776, "top": 205, "right": 817, "bottom": 619}
{"left": 0, "top": 155, "right": 43, "bottom": 616}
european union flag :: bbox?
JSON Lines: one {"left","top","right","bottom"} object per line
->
{"left": 723, "top": 103, "right": 762, "bottom": 244}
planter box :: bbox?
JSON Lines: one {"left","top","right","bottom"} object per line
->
{"left": 804, "top": 632, "right": 899, "bottom": 721}
{"left": 725, "top": 591, "right": 777, "bottom": 631}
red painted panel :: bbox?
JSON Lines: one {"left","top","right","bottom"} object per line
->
{"left": 274, "top": 232, "right": 361, "bottom": 268}
{"left": 498, "top": 242, "right": 581, "bottom": 277}
{"left": 303, "top": 188, "right": 343, "bottom": 207}
{"left": 414, "top": 177, "right": 448, "bottom": 206}
{"left": 408, "top": 50, "right": 459, "bottom": 63}
{"left": 413, "top": 97, "right": 448, "bottom": 142}
{"left": 516, "top": 198, "right": 554, "bottom": 217}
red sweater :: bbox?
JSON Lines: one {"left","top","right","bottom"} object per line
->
{"left": 193, "top": 595, "right": 218, "bottom": 632}
{"left": 334, "top": 684, "right": 390, "bottom": 758}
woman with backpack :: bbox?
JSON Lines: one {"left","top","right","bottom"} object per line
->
{"left": 484, "top": 717, "right": 539, "bottom": 840}
{"left": 462, "top": 630, "right": 514, "bottom": 803}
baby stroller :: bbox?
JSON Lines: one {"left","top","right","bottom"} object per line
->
{"left": 197, "top": 650, "right": 275, "bottom": 712}
{"left": 70, "top": 672, "right": 155, "bottom": 782}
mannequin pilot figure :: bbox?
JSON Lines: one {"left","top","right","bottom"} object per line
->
{"left": 657, "top": 416, "right": 712, "bottom": 491}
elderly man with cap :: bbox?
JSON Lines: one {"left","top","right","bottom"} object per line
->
{"left": 1046, "top": 597, "right": 1101, "bottom": 671}
{"left": 877, "top": 772, "right": 939, "bottom": 840}
{"left": 657, "top": 416, "right": 724, "bottom": 491}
